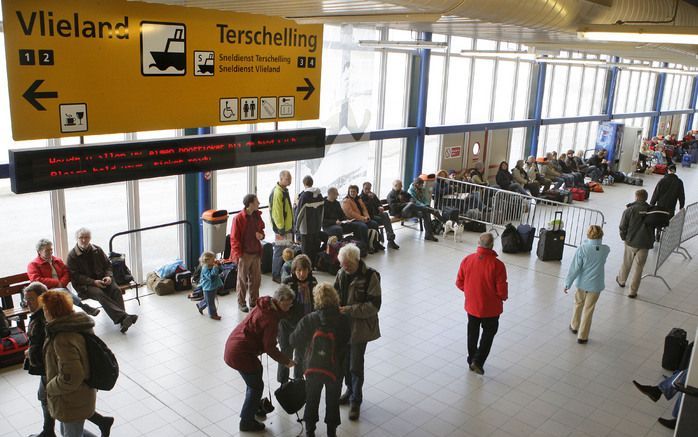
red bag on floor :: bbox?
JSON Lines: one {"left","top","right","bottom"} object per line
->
{"left": 570, "top": 188, "right": 586, "bottom": 201}
{"left": 0, "top": 327, "right": 29, "bottom": 367}
{"left": 655, "top": 164, "right": 667, "bottom": 174}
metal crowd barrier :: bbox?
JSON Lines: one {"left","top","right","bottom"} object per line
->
{"left": 433, "top": 177, "right": 606, "bottom": 248}
{"left": 642, "top": 209, "right": 687, "bottom": 290}
{"left": 678, "top": 202, "right": 698, "bottom": 260}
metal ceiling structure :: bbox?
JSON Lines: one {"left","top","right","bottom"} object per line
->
{"left": 141, "top": 0, "right": 698, "bottom": 66}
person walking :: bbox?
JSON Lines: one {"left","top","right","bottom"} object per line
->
{"left": 650, "top": 164, "right": 685, "bottom": 241}
{"left": 194, "top": 251, "right": 222, "bottom": 320}
{"left": 230, "top": 194, "right": 265, "bottom": 312}
{"left": 295, "top": 176, "right": 325, "bottom": 266}
{"left": 455, "top": 233, "right": 508, "bottom": 375}
{"left": 334, "top": 244, "right": 381, "bottom": 421}
{"left": 270, "top": 170, "right": 294, "bottom": 283}
{"left": 290, "top": 283, "right": 351, "bottom": 437}
{"left": 223, "top": 285, "right": 296, "bottom": 432}
{"left": 563, "top": 225, "right": 610, "bottom": 344}
{"left": 616, "top": 189, "right": 655, "bottom": 298}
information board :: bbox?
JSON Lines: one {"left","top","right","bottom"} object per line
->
{"left": 9, "top": 128, "right": 326, "bottom": 194}
{"left": 2, "top": 0, "right": 323, "bottom": 140}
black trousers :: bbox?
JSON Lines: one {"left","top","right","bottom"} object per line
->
{"left": 277, "top": 319, "right": 304, "bottom": 383}
{"left": 81, "top": 282, "right": 127, "bottom": 324}
{"left": 300, "top": 232, "right": 321, "bottom": 267}
{"left": 467, "top": 314, "right": 499, "bottom": 367}
{"left": 304, "top": 375, "right": 342, "bottom": 431}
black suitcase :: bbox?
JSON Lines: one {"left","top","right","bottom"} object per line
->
{"left": 174, "top": 270, "right": 192, "bottom": 291}
{"left": 537, "top": 212, "right": 565, "bottom": 261}
{"left": 442, "top": 207, "right": 460, "bottom": 223}
{"left": 662, "top": 328, "right": 688, "bottom": 371}
{"left": 501, "top": 223, "right": 522, "bottom": 253}
{"left": 274, "top": 378, "right": 306, "bottom": 414}
{"left": 517, "top": 224, "right": 536, "bottom": 253}
{"left": 261, "top": 242, "right": 273, "bottom": 274}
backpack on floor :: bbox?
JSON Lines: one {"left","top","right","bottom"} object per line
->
{"left": 274, "top": 378, "right": 306, "bottom": 414}
{"left": 304, "top": 324, "right": 338, "bottom": 381}
{"left": 501, "top": 223, "right": 522, "bottom": 253}
{"left": 219, "top": 262, "right": 237, "bottom": 293}
{"left": 517, "top": 224, "right": 536, "bottom": 253}
{"left": 0, "top": 327, "right": 29, "bottom": 368}
{"left": 83, "top": 332, "right": 119, "bottom": 391}
{"left": 431, "top": 219, "right": 444, "bottom": 235}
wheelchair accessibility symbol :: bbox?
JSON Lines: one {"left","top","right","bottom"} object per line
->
{"left": 219, "top": 98, "right": 238, "bottom": 122}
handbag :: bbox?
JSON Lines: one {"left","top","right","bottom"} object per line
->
{"left": 274, "top": 378, "right": 306, "bottom": 414}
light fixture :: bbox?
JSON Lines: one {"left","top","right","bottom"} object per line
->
{"left": 358, "top": 40, "right": 448, "bottom": 50}
{"left": 459, "top": 50, "right": 536, "bottom": 60}
{"left": 535, "top": 58, "right": 608, "bottom": 66}
{"left": 290, "top": 13, "right": 441, "bottom": 25}
{"left": 578, "top": 24, "right": 698, "bottom": 45}
{"left": 622, "top": 65, "right": 698, "bottom": 75}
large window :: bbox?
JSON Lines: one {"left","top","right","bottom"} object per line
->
{"left": 469, "top": 59, "right": 495, "bottom": 123}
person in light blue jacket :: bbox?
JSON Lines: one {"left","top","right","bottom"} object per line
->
{"left": 563, "top": 225, "right": 610, "bottom": 344}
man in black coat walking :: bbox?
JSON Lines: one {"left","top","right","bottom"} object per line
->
{"left": 650, "top": 165, "right": 685, "bottom": 240}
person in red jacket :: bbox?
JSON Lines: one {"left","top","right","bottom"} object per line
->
{"left": 224, "top": 285, "right": 296, "bottom": 433}
{"left": 230, "top": 194, "right": 265, "bottom": 313}
{"left": 27, "top": 238, "right": 100, "bottom": 316}
{"left": 455, "top": 232, "right": 508, "bottom": 375}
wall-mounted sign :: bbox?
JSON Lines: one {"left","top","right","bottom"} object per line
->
{"left": 444, "top": 146, "right": 461, "bottom": 159}
{"left": 9, "top": 128, "right": 326, "bottom": 194}
{"left": 3, "top": 0, "right": 323, "bottom": 140}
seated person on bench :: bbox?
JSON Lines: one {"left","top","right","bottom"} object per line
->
{"left": 322, "top": 187, "right": 369, "bottom": 245}
{"left": 67, "top": 228, "right": 138, "bottom": 333}
{"left": 28, "top": 238, "right": 100, "bottom": 317}
{"left": 360, "top": 181, "right": 399, "bottom": 250}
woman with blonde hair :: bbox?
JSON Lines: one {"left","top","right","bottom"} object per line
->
{"left": 563, "top": 225, "right": 610, "bottom": 344}
{"left": 291, "top": 283, "right": 351, "bottom": 437}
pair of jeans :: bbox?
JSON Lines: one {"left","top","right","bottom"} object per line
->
{"left": 305, "top": 375, "right": 342, "bottom": 430}
{"left": 196, "top": 289, "right": 218, "bottom": 316}
{"left": 342, "top": 342, "right": 367, "bottom": 404}
{"left": 467, "top": 314, "right": 499, "bottom": 367}
{"left": 238, "top": 368, "right": 264, "bottom": 422}
{"left": 59, "top": 421, "right": 97, "bottom": 437}
{"left": 658, "top": 370, "right": 686, "bottom": 418}
{"left": 271, "top": 238, "right": 289, "bottom": 280}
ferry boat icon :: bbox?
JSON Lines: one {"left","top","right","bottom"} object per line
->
{"left": 197, "top": 53, "right": 214, "bottom": 75}
{"left": 149, "top": 28, "right": 185, "bottom": 71}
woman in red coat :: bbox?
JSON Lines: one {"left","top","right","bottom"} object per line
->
{"left": 224, "top": 285, "right": 296, "bottom": 432}
{"left": 27, "top": 239, "right": 100, "bottom": 316}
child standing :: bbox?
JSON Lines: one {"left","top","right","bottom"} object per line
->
{"left": 280, "top": 248, "right": 295, "bottom": 283}
{"left": 196, "top": 251, "right": 223, "bottom": 320}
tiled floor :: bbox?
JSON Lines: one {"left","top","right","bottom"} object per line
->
{"left": 2, "top": 167, "right": 698, "bottom": 437}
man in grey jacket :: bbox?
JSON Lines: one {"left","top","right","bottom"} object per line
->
{"left": 334, "top": 244, "right": 381, "bottom": 422}
{"left": 616, "top": 190, "right": 655, "bottom": 298}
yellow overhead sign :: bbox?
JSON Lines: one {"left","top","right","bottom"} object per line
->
{"left": 2, "top": 0, "right": 323, "bottom": 140}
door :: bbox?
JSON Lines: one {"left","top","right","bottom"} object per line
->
{"left": 486, "top": 129, "right": 511, "bottom": 184}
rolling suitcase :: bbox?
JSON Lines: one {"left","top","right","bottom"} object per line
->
{"left": 536, "top": 212, "right": 565, "bottom": 262}
{"left": 662, "top": 328, "right": 688, "bottom": 371}
{"left": 682, "top": 153, "right": 692, "bottom": 168}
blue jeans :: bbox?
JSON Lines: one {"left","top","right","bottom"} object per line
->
{"left": 342, "top": 342, "right": 367, "bottom": 404}
{"left": 324, "top": 222, "right": 370, "bottom": 244}
{"left": 272, "top": 238, "right": 287, "bottom": 280}
{"left": 238, "top": 368, "right": 264, "bottom": 422}
{"left": 658, "top": 369, "right": 686, "bottom": 418}
{"left": 196, "top": 289, "right": 218, "bottom": 316}
{"left": 59, "top": 421, "right": 97, "bottom": 437}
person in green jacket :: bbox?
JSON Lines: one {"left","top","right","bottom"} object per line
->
{"left": 270, "top": 170, "right": 294, "bottom": 283}
{"left": 564, "top": 225, "right": 610, "bottom": 344}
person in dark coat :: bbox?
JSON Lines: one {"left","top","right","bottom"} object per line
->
{"left": 66, "top": 228, "right": 138, "bottom": 333}
{"left": 616, "top": 190, "right": 655, "bottom": 298}
{"left": 495, "top": 161, "right": 528, "bottom": 195}
{"left": 290, "top": 283, "right": 351, "bottom": 437}
{"left": 322, "top": 187, "right": 369, "bottom": 244}
{"left": 295, "top": 176, "right": 325, "bottom": 266}
{"left": 224, "top": 286, "right": 296, "bottom": 432}
{"left": 650, "top": 165, "right": 685, "bottom": 240}
{"left": 278, "top": 254, "right": 318, "bottom": 383}
{"left": 360, "top": 181, "right": 399, "bottom": 250}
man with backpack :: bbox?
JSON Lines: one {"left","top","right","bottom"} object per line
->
{"left": 616, "top": 189, "right": 655, "bottom": 298}
{"left": 270, "top": 170, "right": 294, "bottom": 283}
{"left": 290, "top": 283, "right": 351, "bottom": 437}
{"left": 455, "top": 233, "right": 508, "bottom": 375}
{"left": 333, "top": 244, "right": 381, "bottom": 421}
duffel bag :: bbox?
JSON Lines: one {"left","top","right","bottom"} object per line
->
{"left": 146, "top": 271, "right": 176, "bottom": 296}
{"left": 0, "top": 327, "right": 29, "bottom": 368}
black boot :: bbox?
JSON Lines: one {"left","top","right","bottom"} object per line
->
{"left": 632, "top": 380, "right": 661, "bottom": 402}
{"left": 89, "top": 412, "right": 114, "bottom": 437}
{"left": 657, "top": 417, "right": 676, "bottom": 429}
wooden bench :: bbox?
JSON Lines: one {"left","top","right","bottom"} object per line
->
{"left": 380, "top": 199, "right": 424, "bottom": 231}
{"left": 1, "top": 273, "right": 31, "bottom": 329}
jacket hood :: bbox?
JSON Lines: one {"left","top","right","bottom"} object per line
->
{"left": 46, "top": 312, "right": 95, "bottom": 335}
{"left": 318, "top": 306, "right": 341, "bottom": 325}
{"left": 304, "top": 187, "right": 322, "bottom": 198}
{"left": 255, "top": 295, "right": 277, "bottom": 313}
{"left": 626, "top": 200, "right": 649, "bottom": 208}
{"left": 476, "top": 247, "right": 498, "bottom": 257}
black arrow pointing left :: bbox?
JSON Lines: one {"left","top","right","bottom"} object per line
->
{"left": 23, "top": 80, "right": 58, "bottom": 111}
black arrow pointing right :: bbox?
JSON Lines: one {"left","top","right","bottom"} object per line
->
{"left": 296, "top": 78, "right": 315, "bottom": 101}
{"left": 23, "top": 80, "right": 58, "bottom": 111}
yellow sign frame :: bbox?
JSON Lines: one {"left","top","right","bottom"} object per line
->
{"left": 2, "top": 0, "right": 323, "bottom": 140}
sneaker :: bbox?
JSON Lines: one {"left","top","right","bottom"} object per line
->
{"left": 657, "top": 417, "right": 676, "bottom": 430}
{"left": 469, "top": 362, "right": 485, "bottom": 375}
{"left": 239, "top": 303, "right": 249, "bottom": 313}
{"left": 348, "top": 403, "right": 360, "bottom": 421}
{"left": 239, "top": 419, "right": 265, "bottom": 432}
{"left": 249, "top": 301, "right": 256, "bottom": 309}
{"left": 615, "top": 276, "right": 625, "bottom": 288}
{"left": 633, "top": 380, "right": 661, "bottom": 402}
{"left": 197, "top": 304, "right": 204, "bottom": 315}
{"left": 119, "top": 314, "right": 138, "bottom": 334}
{"left": 83, "top": 305, "right": 101, "bottom": 317}
{"left": 338, "top": 391, "right": 350, "bottom": 405}
{"left": 388, "top": 240, "right": 400, "bottom": 250}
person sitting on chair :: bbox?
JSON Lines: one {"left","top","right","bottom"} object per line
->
{"left": 360, "top": 181, "right": 399, "bottom": 250}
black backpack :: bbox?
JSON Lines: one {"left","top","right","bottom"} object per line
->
{"left": 109, "top": 252, "right": 134, "bottom": 285}
{"left": 83, "top": 333, "right": 119, "bottom": 391}
{"left": 304, "top": 324, "right": 338, "bottom": 381}
{"left": 501, "top": 223, "right": 522, "bottom": 253}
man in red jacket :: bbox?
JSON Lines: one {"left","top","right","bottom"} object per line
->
{"left": 230, "top": 194, "right": 265, "bottom": 313}
{"left": 455, "top": 233, "right": 508, "bottom": 375}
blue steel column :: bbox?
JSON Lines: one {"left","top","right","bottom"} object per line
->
{"left": 183, "top": 127, "right": 211, "bottom": 268}
{"left": 650, "top": 63, "right": 668, "bottom": 137}
{"left": 603, "top": 57, "right": 619, "bottom": 117}
{"left": 528, "top": 63, "right": 547, "bottom": 157}
{"left": 411, "top": 32, "right": 432, "bottom": 180}
{"left": 685, "top": 76, "right": 698, "bottom": 132}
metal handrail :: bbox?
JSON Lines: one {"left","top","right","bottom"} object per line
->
{"left": 109, "top": 220, "right": 194, "bottom": 270}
